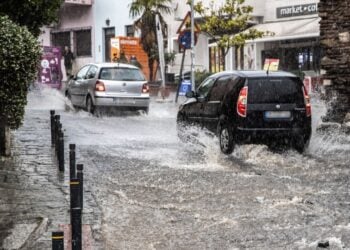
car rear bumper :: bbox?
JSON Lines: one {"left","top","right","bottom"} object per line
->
{"left": 236, "top": 127, "right": 311, "bottom": 143}
{"left": 94, "top": 96, "right": 150, "bottom": 108}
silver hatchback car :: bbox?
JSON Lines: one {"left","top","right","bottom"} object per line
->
{"left": 66, "top": 63, "right": 150, "bottom": 113}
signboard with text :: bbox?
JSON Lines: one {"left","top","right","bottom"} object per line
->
{"left": 277, "top": 3, "right": 318, "bottom": 18}
{"left": 38, "top": 46, "right": 62, "bottom": 89}
{"left": 263, "top": 58, "right": 280, "bottom": 71}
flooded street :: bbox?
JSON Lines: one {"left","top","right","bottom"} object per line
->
{"left": 24, "top": 88, "right": 350, "bottom": 249}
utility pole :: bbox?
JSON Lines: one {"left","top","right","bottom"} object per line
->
{"left": 190, "top": 0, "right": 195, "bottom": 92}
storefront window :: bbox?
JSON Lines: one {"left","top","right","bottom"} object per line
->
{"left": 209, "top": 46, "right": 225, "bottom": 73}
{"left": 261, "top": 38, "right": 321, "bottom": 75}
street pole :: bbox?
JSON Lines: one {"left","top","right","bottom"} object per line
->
{"left": 190, "top": 0, "right": 195, "bottom": 92}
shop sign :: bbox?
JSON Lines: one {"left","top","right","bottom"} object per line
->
{"left": 277, "top": 3, "right": 318, "bottom": 18}
{"left": 38, "top": 46, "right": 62, "bottom": 89}
{"left": 263, "top": 58, "right": 280, "bottom": 71}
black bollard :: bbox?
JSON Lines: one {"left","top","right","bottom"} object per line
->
{"left": 70, "top": 178, "right": 82, "bottom": 250}
{"left": 76, "top": 164, "right": 83, "bottom": 210}
{"left": 54, "top": 116, "right": 61, "bottom": 153}
{"left": 71, "top": 207, "right": 82, "bottom": 250}
{"left": 70, "top": 179, "right": 81, "bottom": 213}
{"left": 69, "top": 144, "right": 76, "bottom": 179}
{"left": 50, "top": 110, "right": 55, "bottom": 146}
{"left": 51, "top": 231, "right": 64, "bottom": 250}
{"left": 58, "top": 129, "right": 64, "bottom": 172}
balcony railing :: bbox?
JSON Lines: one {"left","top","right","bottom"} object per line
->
{"left": 64, "top": 0, "right": 92, "bottom": 5}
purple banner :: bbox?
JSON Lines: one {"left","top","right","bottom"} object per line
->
{"left": 38, "top": 46, "right": 62, "bottom": 89}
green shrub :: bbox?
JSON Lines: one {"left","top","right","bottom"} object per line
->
{"left": 0, "top": 15, "right": 41, "bottom": 129}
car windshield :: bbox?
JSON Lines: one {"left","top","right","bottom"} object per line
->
{"left": 247, "top": 77, "right": 304, "bottom": 104}
{"left": 99, "top": 67, "right": 145, "bottom": 81}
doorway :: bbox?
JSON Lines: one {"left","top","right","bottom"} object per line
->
{"left": 104, "top": 27, "right": 115, "bottom": 62}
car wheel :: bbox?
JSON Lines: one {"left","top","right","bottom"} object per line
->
{"left": 86, "top": 96, "right": 95, "bottom": 114}
{"left": 219, "top": 122, "right": 235, "bottom": 155}
{"left": 292, "top": 135, "right": 308, "bottom": 153}
{"left": 140, "top": 107, "right": 149, "bottom": 115}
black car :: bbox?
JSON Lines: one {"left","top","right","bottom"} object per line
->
{"left": 177, "top": 70, "right": 312, "bottom": 154}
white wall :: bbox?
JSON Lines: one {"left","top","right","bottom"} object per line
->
{"left": 38, "top": 27, "right": 51, "bottom": 47}
{"left": 93, "top": 0, "right": 134, "bottom": 62}
{"left": 165, "top": 0, "right": 267, "bottom": 74}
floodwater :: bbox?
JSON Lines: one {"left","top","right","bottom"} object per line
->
{"left": 25, "top": 87, "right": 350, "bottom": 249}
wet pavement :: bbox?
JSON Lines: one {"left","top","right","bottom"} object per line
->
{"left": 0, "top": 90, "right": 102, "bottom": 249}
{"left": 1, "top": 88, "right": 350, "bottom": 249}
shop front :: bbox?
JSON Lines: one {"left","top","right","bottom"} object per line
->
{"left": 244, "top": 1, "right": 321, "bottom": 90}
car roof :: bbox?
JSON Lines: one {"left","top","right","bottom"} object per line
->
{"left": 209, "top": 70, "right": 298, "bottom": 79}
{"left": 88, "top": 62, "right": 139, "bottom": 69}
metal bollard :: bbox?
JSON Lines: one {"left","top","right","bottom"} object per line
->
{"left": 58, "top": 129, "right": 64, "bottom": 172}
{"left": 70, "top": 178, "right": 82, "bottom": 250}
{"left": 71, "top": 207, "right": 82, "bottom": 250}
{"left": 69, "top": 144, "right": 76, "bottom": 179}
{"left": 54, "top": 115, "right": 60, "bottom": 152}
{"left": 77, "top": 164, "right": 83, "bottom": 210}
{"left": 70, "top": 179, "right": 81, "bottom": 213}
{"left": 51, "top": 231, "right": 64, "bottom": 250}
{"left": 50, "top": 110, "right": 55, "bottom": 146}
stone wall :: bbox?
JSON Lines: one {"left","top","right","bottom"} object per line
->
{"left": 319, "top": 0, "right": 350, "bottom": 123}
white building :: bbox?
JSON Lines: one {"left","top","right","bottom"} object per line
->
{"left": 40, "top": 0, "right": 320, "bottom": 81}
{"left": 245, "top": 0, "right": 320, "bottom": 76}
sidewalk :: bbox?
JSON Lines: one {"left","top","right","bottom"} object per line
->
{"left": 0, "top": 92, "right": 102, "bottom": 249}
{"left": 0, "top": 108, "right": 70, "bottom": 249}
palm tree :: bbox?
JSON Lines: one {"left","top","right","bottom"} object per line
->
{"left": 129, "top": 0, "right": 172, "bottom": 81}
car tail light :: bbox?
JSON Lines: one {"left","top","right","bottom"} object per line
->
{"left": 302, "top": 85, "right": 311, "bottom": 117}
{"left": 95, "top": 80, "right": 105, "bottom": 92}
{"left": 237, "top": 86, "right": 248, "bottom": 117}
{"left": 142, "top": 83, "right": 149, "bottom": 93}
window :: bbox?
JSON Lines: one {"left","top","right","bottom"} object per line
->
{"left": 99, "top": 68, "right": 145, "bottom": 81}
{"left": 208, "top": 76, "right": 232, "bottom": 101}
{"left": 209, "top": 46, "right": 225, "bottom": 73}
{"left": 51, "top": 32, "right": 70, "bottom": 51}
{"left": 86, "top": 66, "right": 98, "bottom": 79}
{"left": 125, "top": 25, "right": 134, "bottom": 37}
{"left": 76, "top": 65, "right": 90, "bottom": 80}
{"left": 197, "top": 77, "right": 216, "bottom": 97}
{"left": 75, "top": 29, "right": 91, "bottom": 57}
{"left": 248, "top": 77, "right": 304, "bottom": 104}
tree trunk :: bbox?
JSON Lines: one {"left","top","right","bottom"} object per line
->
{"left": 148, "top": 58, "right": 155, "bottom": 82}
{"left": 0, "top": 125, "right": 11, "bottom": 157}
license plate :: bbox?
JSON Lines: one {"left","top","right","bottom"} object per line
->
{"left": 113, "top": 98, "right": 135, "bottom": 104}
{"left": 264, "top": 111, "right": 291, "bottom": 119}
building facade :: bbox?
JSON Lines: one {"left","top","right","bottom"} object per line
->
{"left": 245, "top": 0, "right": 320, "bottom": 78}
{"left": 40, "top": 0, "right": 322, "bottom": 83}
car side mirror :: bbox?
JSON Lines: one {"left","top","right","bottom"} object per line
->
{"left": 197, "top": 96, "right": 206, "bottom": 102}
{"left": 185, "top": 91, "right": 196, "bottom": 98}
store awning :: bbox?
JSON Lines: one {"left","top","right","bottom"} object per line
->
{"left": 248, "top": 17, "right": 320, "bottom": 43}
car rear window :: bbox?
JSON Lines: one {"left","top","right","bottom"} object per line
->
{"left": 247, "top": 77, "right": 304, "bottom": 104}
{"left": 99, "top": 67, "right": 145, "bottom": 81}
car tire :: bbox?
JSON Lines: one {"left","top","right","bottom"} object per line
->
{"left": 218, "top": 122, "right": 235, "bottom": 155}
{"left": 140, "top": 107, "right": 149, "bottom": 115}
{"left": 292, "top": 135, "right": 309, "bottom": 153}
{"left": 86, "top": 95, "right": 95, "bottom": 114}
